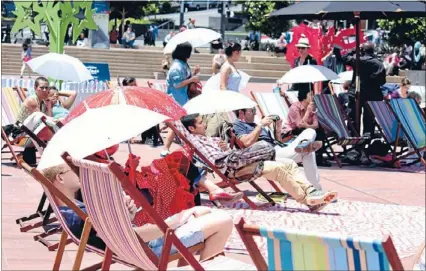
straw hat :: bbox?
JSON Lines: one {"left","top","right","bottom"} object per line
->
{"left": 296, "top": 34, "right": 310, "bottom": 48}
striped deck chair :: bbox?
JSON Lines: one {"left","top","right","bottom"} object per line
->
{"left": 367, "top": 100, "right": 412, "bottom": 166}
{"left": 250, "top": 91, "right": 290, "bottom": 122}
{"left": 168, "top": 121, "right": 281, "bottom": 209}
{"left": 2, "top": 87, "right": 27, "bottom": 166}
{"left": 387, "top": 98, "right": 426, "bottom": 166}
{"left": 283, "top": 91, "right": 299, "bottom": 107}
{"left": 236, "top": 217, "right": 407, "bottom": 271}
{"left": 313, "top": 94, "right": 369, "bottom": 167}
{"left": 19, "top": 161, "right": 139, "bottom": 271}
{"left": 70, "top": 156, "right": 253, "bottom": 271}
{"left": 148, "top": 81, "right": 168, "bottom": 93}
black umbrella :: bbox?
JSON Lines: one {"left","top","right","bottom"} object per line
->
{"left": 270, "top": 1, "right": 425, "bottom": 20}
{"left": 270, "top": 0, "right": 426, "bottom": 132}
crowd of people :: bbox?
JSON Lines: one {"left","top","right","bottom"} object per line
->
{"left": 4, "top": 19, "right": 426, "bottom": 266}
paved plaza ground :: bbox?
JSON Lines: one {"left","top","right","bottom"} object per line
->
{"left": 2, "top": 139, "right": 425, "bottom": 270}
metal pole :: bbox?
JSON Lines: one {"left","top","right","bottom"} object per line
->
{"left": 220, "top": 1, "right": 225, "bottom": 41}
{"left": 354, "top": 14, "right": 361, "bottom": 134}
{"left": 180, "top": 0, "right": 184, "bottom": 27}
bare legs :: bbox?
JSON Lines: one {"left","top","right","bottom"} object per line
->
{"left": 186, "top": 206, "right": 233, "bottom": 261}
{"left": 20, "top": 62, "right": 31, "bottom": 78}
{"left": 162, "top": 129, "right": 175, "bottom": 155}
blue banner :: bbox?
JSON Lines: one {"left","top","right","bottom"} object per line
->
{"left": 92, "top": 1, "right": 110, "bottom": 14}
{"left": 83, "top": 62, "right": 111, "bottom": 82}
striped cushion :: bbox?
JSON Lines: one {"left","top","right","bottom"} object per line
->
{"left": 1, "top": 87, "right": 22, "bottom": 125}
{"left": 152, "top": 83, "right": 167, "bottom": 93}
{"left": 389, "top": 99, "right": 426, "bottom": 149}
{"left": 368, "top": 101, "right": 401, "bottom": 144}
{"left": 252, "top": 92, "right": 290, "bottom": 120}
{"left": 314, "top": 94, "right": 351, "bottom": 139}
{"left": 73, "top": 158, "right": 157, "bottom": 270}
{"left": 259, "top": 226, "right": 393, "bottom": 271}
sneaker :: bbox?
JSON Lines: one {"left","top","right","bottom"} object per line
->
{"left": 160, "top": 150, "right": 170, "bottom": 157}
{"left": 295, "top": 140, "right": 323, "bottom": 153}
{"left": 308, "top": 202, "right": 329, "bottom": 212}
{"left": 305, "top": 190, "right": 338, "bottom": 206}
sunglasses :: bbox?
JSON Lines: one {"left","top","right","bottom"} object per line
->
{"left": 297, "top": 47, "right": 307, "bottom": 51}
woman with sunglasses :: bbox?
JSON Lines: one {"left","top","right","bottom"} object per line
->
{"left": 290, "top": 35, "right": 317, "bottom": 92}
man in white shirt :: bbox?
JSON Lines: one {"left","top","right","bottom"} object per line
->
{"left": 211, "top": 49, "right": 226, "bottom": 75}
{"left": 121, "top": 27, "right": 136, "bottom": 49}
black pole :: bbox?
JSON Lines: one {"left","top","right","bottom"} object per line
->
{"left": 354, "top": 14, "right": 361, "bottom": 134}
{"left": 220, "top": 1, "right": 225, "bottom": 41}
{"left": 180, "top": 0, "right": 184, "bottom": 27}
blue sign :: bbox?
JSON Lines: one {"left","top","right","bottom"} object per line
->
{"left": 92, "top": 1, "right": 110, "bottom": 14}
{"left": 83, "top": 62, "right": 111, "bottom": 82}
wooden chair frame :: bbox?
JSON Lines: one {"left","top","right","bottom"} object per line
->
{"left": 64, "top": 153, "right": 212, "bottom": 271}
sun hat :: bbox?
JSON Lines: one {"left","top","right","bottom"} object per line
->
{"left": 296, "top": 34, "right": 311, "bottom": 48}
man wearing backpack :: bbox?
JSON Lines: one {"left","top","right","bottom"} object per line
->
{"left": 343, "top": 43, "right": 386, "bottom": 136}
{"left": 178, "top": 114, "right": 338, "bottom": 212}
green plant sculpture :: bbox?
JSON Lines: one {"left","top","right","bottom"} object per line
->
{"left": 12, "top": 0, "right": 98, "bottom": 54}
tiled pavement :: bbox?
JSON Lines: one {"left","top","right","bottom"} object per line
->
{"left": 2, "top": 142, "right": 425, "bottom": 270}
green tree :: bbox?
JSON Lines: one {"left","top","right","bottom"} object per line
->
{"left": 244, "top": 0, "right": 290, "bottom": 38}
{"left": 12, "top": 0, "right": 98, "bottom": 54}
{"left": 143, "top": 2, "right": 160, "bottom": 19}
{"left": 378, "top": 18, "right": 426, "bottom": 45}
{"left": 110, "top": 1, "right": 147, "bottom": 34}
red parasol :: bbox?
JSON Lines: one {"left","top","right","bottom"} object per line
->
{"left": 63, "top": 86, "right": 187, "bottom": 124}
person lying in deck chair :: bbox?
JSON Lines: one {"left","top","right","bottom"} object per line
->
{"left": 180, "top": 113, "right": 338, "bottom": 212}
{"left": 90, "top": 144, "right": 244, "bottom": 207}
{"left": 233, "top": 107, "right": 323, "bottom": 190}
{"left": 3, "top": 77, "right": 58, "bottom": 165}
{"left": 41, "top": 163, "right": 234, "bottom": 260}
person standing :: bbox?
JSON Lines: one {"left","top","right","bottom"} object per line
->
{"left": 20, "top": 38, "right": 32, "bottom": 78}
{"left": 163, "top": 31, "right": 174, "bottom": 48}
{"left": 211, "top": 49, "right": 226, "bottom": 75}
{"left": 290, "top": 35, "right": 317, "bottom": 92}
{"left": 161, "top": 42, "right": 200, "bottom": 156}
{"left": 343, "top": 43, "right": 386, "bottom": 136}
{"left": 220, "top": 42, "right": 242, "bottom": 92}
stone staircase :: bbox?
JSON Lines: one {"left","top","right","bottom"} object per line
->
{"left": 1, "top": 43, "right": 403, "bottom": 84}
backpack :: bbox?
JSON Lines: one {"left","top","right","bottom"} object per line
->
{"left": 225, "top": 141, "right": 276, "bottom": 182}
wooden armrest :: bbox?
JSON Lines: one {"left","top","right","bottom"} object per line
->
{"left": 168, "top": 242, "right": 205, "bottom": 262}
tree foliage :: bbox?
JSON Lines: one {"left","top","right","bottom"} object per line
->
{"left": 12, "top": 0, "right": 97, "bottom": 54}
{"left": 378, "top": 18, "right": 426, "bottom": 45}
{"left": 244, "top": 0, "right": 291, "bottom": 38}
{"left": 143, "top": 2, "right": 160, "bottom": 17}
{"left": 109, "top": 1, "right": 147, "bottom": 20}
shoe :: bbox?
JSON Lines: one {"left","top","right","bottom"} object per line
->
{"left": 256, "top": 192, "right": 289, "bottom": 204}
{"left": 209, "top": 191, "right": 244, "bottom": 205}
{"left": 295, "top": 140, "right": 322, "bottom": 153}
{"left": 305, "top": 189, "right": 338, "bottom": 206}
{"left": 160, "top": 150, "right": 170, "bottom": 157}
{"left": 308, "top": 202, "right": 329, "bottom": 212}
